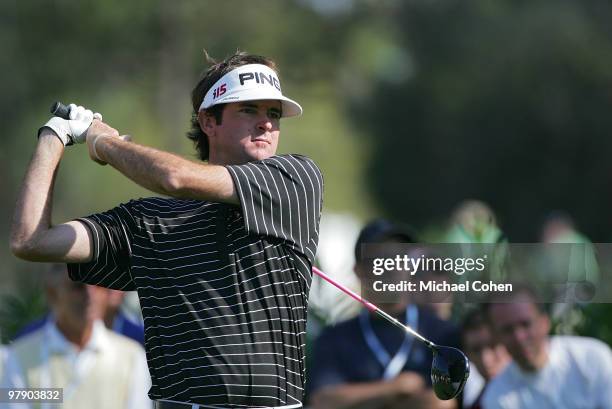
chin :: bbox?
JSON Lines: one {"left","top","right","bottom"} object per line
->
{"left": 247, "top": 149, "right": 275, "bottom": 162}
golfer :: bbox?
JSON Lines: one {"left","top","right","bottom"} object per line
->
{"left": 10, "top": 51, "right": 324, "bottom": 409}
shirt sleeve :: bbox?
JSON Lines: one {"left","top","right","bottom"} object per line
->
{"left": 67, "top": 200, "right": 142, "bottom": 290}
{"left": 226, "top": 154, "right": 324, "bottom": 262}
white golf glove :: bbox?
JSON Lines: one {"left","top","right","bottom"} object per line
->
{"left": 39, "top": 103, "right": 103, "bottom": 146}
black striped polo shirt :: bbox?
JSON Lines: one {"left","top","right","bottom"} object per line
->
{"left": 67, "top": 154, "right": 324, "bottom": 408}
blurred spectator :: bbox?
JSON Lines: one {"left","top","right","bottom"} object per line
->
{"left": 13, "top": 289, "right": 144, "bottom": 345}
{"left": 460, "top": 309, "right": 510, "bottom": 409}
{"left": 309, "top": 219, "right": 459, "bottom": 409}
{"left": 1, "top": 264, "right": 151, "bottom": 409}
{"left": 539, "top": 211, "right": 599, "bottom": 291}
{"left": 538, "top": 212, "right": 600, "bottom": 334}
{"left": 482, "top": 286, "right": 612, "bottom": 409}
{"left": 444, "top": 200, "right": 509, "bottom": 318}
{"left": 445, "top": 200, "right": 504, "bottom": 244}
{"left": 541, "top": 211, "right": 588, "bottom": 244}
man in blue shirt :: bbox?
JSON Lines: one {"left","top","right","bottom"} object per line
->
{"left": 309, "top": 220, "right": 460, "bottom": 409}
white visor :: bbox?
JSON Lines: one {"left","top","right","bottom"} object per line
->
{"left": 198, "top": 64, "right": 302, "bottom": 117}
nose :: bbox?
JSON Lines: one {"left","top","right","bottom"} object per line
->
{"left": 257, "top": 117, "right": 273, "bottom": 132}
{"left": 511, "top": 326, "right": 530, "bottom": 345}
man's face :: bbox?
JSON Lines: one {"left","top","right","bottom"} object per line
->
{"left": 463, "top": 325, "right": 510, "bottom": 380}
{"left": 47, "top": 275, "right": 109, "bottom": 327}
{"left": 204, "top": 100, "right": 281, "bottom": 165}
{"left": 488, "top": 301, "right": 550, "bottom": 372}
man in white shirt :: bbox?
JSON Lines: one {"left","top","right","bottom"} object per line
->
{"left": 481, "top": 287, "right": 612, "bottom": 409}
{"left": 1, "top": 264, "right": 151, "bottom": 409}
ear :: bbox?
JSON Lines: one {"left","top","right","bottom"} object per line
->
{"left": 198, "top": 111, "right": 217, "bottom": 138}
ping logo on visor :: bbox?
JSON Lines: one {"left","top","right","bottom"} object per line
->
{"left": 199, "top": 64, "right": 302, "bottom": 118}
{"left": 238, "top": 72, "right": 281, "bottom": 90}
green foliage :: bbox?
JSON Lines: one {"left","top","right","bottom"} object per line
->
{"left": 574, "top": 303, "right": 612, "bottom": 346}
{"left": 346, "top": 0, "right": 612, "bottom": 241}
{"left": 0, "top": 276, "right": 47, "bottom": 343}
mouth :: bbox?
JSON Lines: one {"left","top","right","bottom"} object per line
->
{"left": 252, "top": 138, "right": 271, "bottom": 145}
{"left": 516, "top": 346, "right": 535, "bottom": 361}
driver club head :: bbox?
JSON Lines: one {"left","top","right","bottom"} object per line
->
{"left": 430, "top": 345, "right": 470, "bottom": 400}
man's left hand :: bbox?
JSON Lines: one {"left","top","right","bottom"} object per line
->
{"left": 85, "top": 120, "right": 126, "bottom": 165}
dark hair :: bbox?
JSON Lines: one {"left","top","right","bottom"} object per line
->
{"left": 461, "top": 308, "right": 488, "bottom": 337}
{"left": 354, "top": 219, "right": 416, "bottom": 261}
{"left": 187, "top": 50, "right": 279, "bottom": 161}
{"left": 481, "top": 282, "right": 548, "bottom": 318}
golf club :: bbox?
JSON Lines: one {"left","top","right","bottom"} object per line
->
{"left": 50, "top": 101, "right": 132, "bottom": 144}
{"left": 312, "top": 266, "right": 470, "bottom": 400}
{"left": 50, "top": 101, "right": 71, "bottom": 119}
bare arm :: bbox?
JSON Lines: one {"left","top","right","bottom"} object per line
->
{"left": 311, "top": 372, "right": 434, "bottom": 409}
{"left": 387, "top": 390, "right": 457, "bottom": 409}
{"left": 10, "top": 131, "right": 93, "bottom": 262}
{"left": 311, "top": 372, "right": 457, "bottom": 409}
{"left": 11, "top": 117, "right": 237, "bottom": 263}
{"left": 310, "top": 381, "right": 400, "bottom": 409}
{"left": 89, "top": 124, "right": 238, "bottom": 205}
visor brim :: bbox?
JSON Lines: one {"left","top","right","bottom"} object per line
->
{"left": 206, "top": 90, "right": 302, "bottom": 118}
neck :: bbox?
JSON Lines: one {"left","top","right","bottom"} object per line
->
{"left": 520, "top": 338, "right": 550, "bottom": 373}
{"left": 104, "top": 308, "right": 117, "bottom": 329}
{"left": 208, "top": 155, "right": 222, "bottom": 165}
{"left": 55, "top": 320, "right": 94, "bottom": 350}
{"left": 533, "top": 341, "right": 550, "bottom": 371}
{"left": 207, "top": 149, "right": 229, "bottom": 166}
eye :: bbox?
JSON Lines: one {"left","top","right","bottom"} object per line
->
{"left": 268, "top": 110, "right": 282, "bottom": 120}
{"left": 240, "top": 107, "right": 257, "bottom": 114}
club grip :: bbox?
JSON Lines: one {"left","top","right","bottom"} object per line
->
{"left": 50, "top": 102, "right": 70, "bottom": 119}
